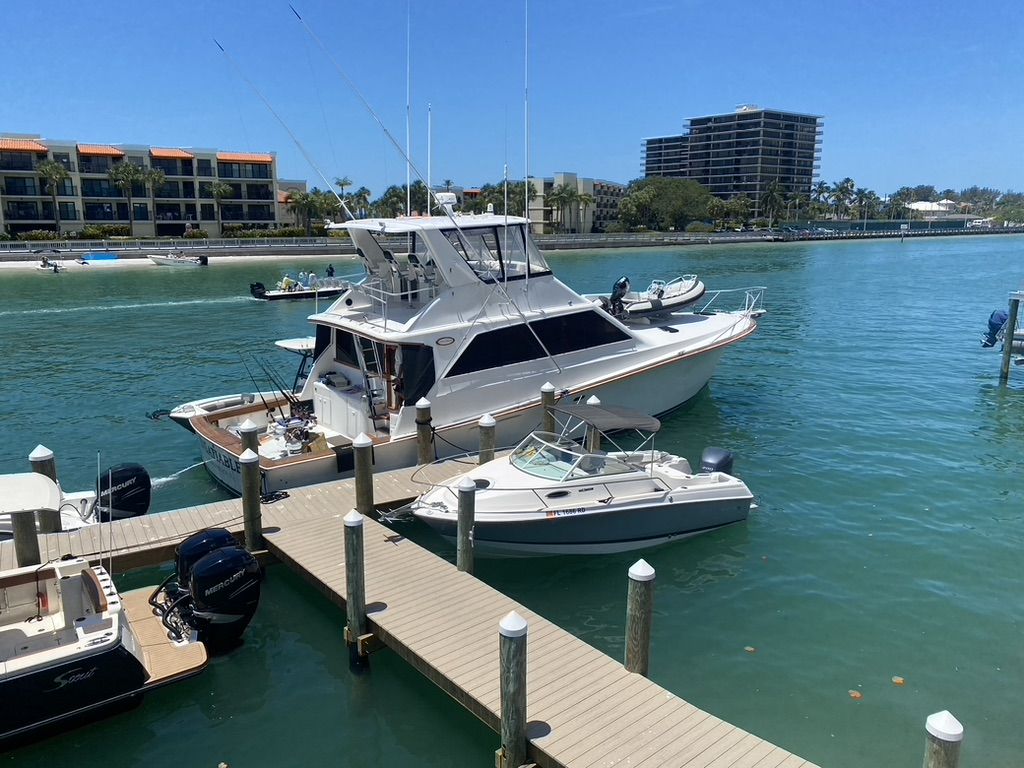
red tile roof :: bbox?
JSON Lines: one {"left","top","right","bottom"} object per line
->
{"left": 217, "top": 152, "right": 273, "bottom": 163}
{"left": 150, "top": 147, "right": 195, "bottom": 160}
{"left": 77, "top": 144, "right": 125, "bottom": 157}
{"left": 0, "top": 138, "right": 49, "bottom": 152}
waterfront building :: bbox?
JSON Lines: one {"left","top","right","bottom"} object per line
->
{"left": 276, "top": 178, "right": 309, "bottom": 228}
{"left": 527, "top": 172, "right": 627, "bottom": 234}
{"left": 0, "top": 133, "right": 286, "bottom": 237}
{"left": 642, "top": 106, "right": 823, "bottom": 216}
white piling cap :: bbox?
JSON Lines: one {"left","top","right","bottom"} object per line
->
{"left": 458, "top": 476, "right": 477, "bottom": 492}
{"left": 499, "top": 610, "right": 528, "bottom": 637}
{"left": 416, "top": 397, "right": 431, "bottom": 409}
{"left": 239, "top": 448, "right": 259, "bottom": 464}
{"left": 586, "top": 395, "right": 602, "bottom": 406}
{"left": 344, "top": 510, "right": 364, "bottom": 527}
{"left": 478, "top": 413, "right": 496, "bottom": 428}
{"left": 29, "top": 444, "right": 54, "bottom": 461}
{"left": 238, "top": 418, "right": 260, "bottom": 433}
{"left": 540, "top": 381, "right": 555, "bottom": 393}
{"left": 925, "top": 710, "right": 964, "bottom": 742}
{"left": 353, "top": 432, "right": 373, "bottom": 448}
{"left": 628, "top": 559, "right": 656, "bottom": 582}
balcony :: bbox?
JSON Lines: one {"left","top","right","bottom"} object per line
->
{"left": 79, "top": 161, "right": 114, "bottom": 174}
{"left": 3, "top": 185, "right": 40, "bottom": 196}
{"left": 3, "top": 208, "right": 45, "bottom": 221}
{"left": 0, "top": 159, "right": 36, "bottom": 172}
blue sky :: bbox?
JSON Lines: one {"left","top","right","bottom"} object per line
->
{"left": 3, "top": 1, "right": 1022, "bottom": 196}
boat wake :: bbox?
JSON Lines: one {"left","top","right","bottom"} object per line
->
{"left": 0, "top": 296, "right": 251, "bottom": 318}
{"left": 151, "top": 461, "right": 205, "bottom": 488}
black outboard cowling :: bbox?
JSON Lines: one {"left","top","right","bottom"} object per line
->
{"left": 198, "top": 254, "right": 209, "bottom": 266}
{"left": 96, "top": 463, "right": 151, "bottom": 521}
{"left": 250, "top": 281, "right": 268, "bottom": 299}
{"left": 175, "top": 528, "right": 239, "bottom": 590}
{"left": 700, "top": 447, "right": 735, "bottom": 475}
{"left": 188, "top": 545, "right": 262, "bottom": 652}
{"left": 982, "top": 309, "right": 1008, "bottom": 348}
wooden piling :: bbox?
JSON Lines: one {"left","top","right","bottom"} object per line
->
{"left": 343, "top": 509, "right": 368, "bottom": 671}
{"left": 29, "top": 445, "right": 61, "bottom": 533}
{"left": 497, "top": 611, "right": 528, "bottom": 768}
{"left": 353, "top": 432, "right": 374, "bottom": 517}
{"left": 237, "top": 418, "right": 261, "bottom": 454}
{"left": 478, "top": 414, "right": 496, "bottom": 465}
{"left": 416, "top": 398, "right": 433, "bottom": 465}
{"left": 239, "top": 449, "right": 263, "bottom": 551}
{"left": 999, "top": 292, "right": 1022, "bottom": 383}
{"left": 456, "top": 476, "right": 476, "bottom": 574}
{"left": 923, "top": 710, "right": 963, "bottom": 768}
{"left": 625, "top": 559, "right": 655, "bottom": 676}
{"left": 540, "top": 382, "right": 556, "bottom": 433}
{"left": 11, "top": 510, "right": 41, "bottom": 567}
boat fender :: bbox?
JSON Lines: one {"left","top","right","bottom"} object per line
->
{"left": 699, "top": 447, "right": 734, "bottom": 475}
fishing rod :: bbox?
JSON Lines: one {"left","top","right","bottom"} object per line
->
{"left": 239, "top": 354, "right": 284, "bottom": 421}
{"left": 287, "top": 4, "right": 563, "bottom": 374}
{"left": 213, "top": 38, "right": 354, "bottom": 221}
{"left": 254, "top": 354, "right": 298, "bottom": 407}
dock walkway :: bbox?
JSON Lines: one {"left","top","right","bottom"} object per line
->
{"left": 0, "top": 460, "right": 817, "bottom": 768}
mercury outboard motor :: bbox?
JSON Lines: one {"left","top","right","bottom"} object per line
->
{"left": 609, "top": 276, "right": 630, "bottom": 316}
{"left": 982, "top": 309, "right": 1008, "bottom": 348}
{"left": 150, "top": 528, "right": 263, "bottom": 652}
{"left": 198, "top": 254, "right": 209, "bottom": 266}
{"left": 96, "top": 463, "right": 152, "bottom": 521}
{"left": 250, "top": 281, "right": 268, "bottom": 299}
{"left": 700, "top": 447, "right": 735, "bottom": 475}
{"left": 188, "top": 545, "right": 263, "bottom": 652}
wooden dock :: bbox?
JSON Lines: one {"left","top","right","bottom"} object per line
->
{"left": 0, "top": 459, "right": 818, "bottom": 768}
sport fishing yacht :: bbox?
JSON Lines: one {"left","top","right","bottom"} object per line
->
{"left": 170, "top": 212, "right": 764, "bottom": 495}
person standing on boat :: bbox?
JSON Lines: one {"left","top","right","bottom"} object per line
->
{"left": 326, "top": 263, "right": 335, "bottom": 277}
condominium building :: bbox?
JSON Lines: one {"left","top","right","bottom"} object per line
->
{"left": 0, "top": 133, "right": 286, "bottom": 237}
{"left": 642, "top": 106, "right": 823, "bottom": 215}
{"left": 527, "top": 172, "right": 627, "bottom": 234}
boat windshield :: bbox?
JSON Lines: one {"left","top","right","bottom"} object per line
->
{"left": 510, "top": 432, "right": 635, "bottom": 481}
{"left": 443, "top": 224, "right": 551, "bottom": 283}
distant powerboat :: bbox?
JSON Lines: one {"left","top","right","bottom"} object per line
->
{"left": 589, "top": 275, "right": 707, "bottom": 319}
{"left": 0, "top": 527, "right": 261, "bottom": 744}
{"left": 409, "top": 403, "right": 753, "bottom": 555}
{"left": 75, "top": 252, "right": 119, "bottom": 265}
{"left": 33, "top": 249, "right": 65, "bottom": 273}
{"left": 250, "top": 270, "right": 352, "bottom": 300}
{"left": 148, "top": 250, "right": 207, "bottom": 267}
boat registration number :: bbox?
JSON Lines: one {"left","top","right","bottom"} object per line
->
{"left": 547, "top": 507, "right": 587, "bottom": 518}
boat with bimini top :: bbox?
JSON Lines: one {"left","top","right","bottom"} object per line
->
{"left": 407, "top": 402, "right": 753, "bottom": 555}
{"left": 169, "top": 210, "right": 764, "bottom": 495}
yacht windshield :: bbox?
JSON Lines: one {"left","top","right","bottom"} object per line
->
{"left": 443, "top": 224, "right": 551, "bottom": 283}
{"left": 510, "top": 432, "right": 635, "bottom": 481}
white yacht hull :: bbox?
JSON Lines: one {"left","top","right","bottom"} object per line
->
{"left": 186, "top": 343, "right": 729, "bottom": 495}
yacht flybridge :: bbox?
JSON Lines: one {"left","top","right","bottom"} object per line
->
{"left": 170, "top": 212, "right": 765, "bottom": 495}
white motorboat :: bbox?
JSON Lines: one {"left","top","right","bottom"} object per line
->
{"left": 249, "top": 270, "right": 351, "bottom": 300}
{"left": 33, "top": 249, "right": 65, "bottom": 273}
{"left": 589, "top": 275, "right": 707, "bottom": 319}
{"left": 148, "top": 250, "right": 207, "bottom": 267}
{"left": 408, "top": 403, "right": 753, "bottom": 555}
{"left": 0, "top": 527, "right": 261, "bottom": 744}
{"left": 171, "top": 212, "right": 765, "bottom": 495}
{"left": 0, "top": 462, "right": 152, "bottom": 539}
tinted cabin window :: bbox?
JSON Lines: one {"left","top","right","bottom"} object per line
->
{"left": 531, "top": 311, "right": 629, "bottom": 355}
{"left": 400, "top": 344, "right": 435, "bottom": 404}
{"left": 446, "top": 325, "right": 545, "bottom": 377}
{"left": 335, "top": 330, "right": 359, "bottom": 367}
{"left": 445, "top": 312, "right": 630, "bottom": 378}
{"left": 314, "top": 324, "right": 332, "bottom": 361}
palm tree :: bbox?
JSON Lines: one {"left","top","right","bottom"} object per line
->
{"left": 36, "top": 159, "right": 71, "bottom": 235}
{"left": 142, "top": 168, "right": 166, "bottom": 231}
{"left": 760, "top": 180, "right": 785, "bottom": 228}
{"left": 334, "top": 176, "right": 352, "bottom": 197}
{"left": 350, "top": 186, "right": 371, "bottom": 218}
{"left": 577, "top": 192, "right": 595, "bottom": 233}
{"left": 830, "top": 177, "right": 855, "bottom": 220}
{"left": 548, "top": 184, "right": 578, "bottom": 233}
{"left": 207, "top": 180, "right": 234, "bottom": 236}
{"left": 108, "top": 161, "right": 145, "bottom": 236}
{"left": 443, "top": 179, "right": 453, "bottom": 192}
{"left": 707, "top": 197, "right": 727, "bottom": 229}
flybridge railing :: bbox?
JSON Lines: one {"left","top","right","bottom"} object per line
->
{"left": 0, "top": 237, "right": 351, "bottom": 253}
{"left": 696, "top": 285, "right": 767, "bottom": 317}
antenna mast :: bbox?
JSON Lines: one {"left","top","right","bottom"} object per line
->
{"left": 406, "top": 0, "right": 412, "bottom": 216}
{"left": 524, "top": 0, "right": 530, "bottom": 226}
{"left": 427, "top": 102, "right": 432, "bottom": 214}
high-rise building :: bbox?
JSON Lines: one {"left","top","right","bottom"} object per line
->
{"left": 642, "top": 106, "right": 823, "bottom": 216}
{"left": 0, "top": 133, "right": 286, "bottom": 237}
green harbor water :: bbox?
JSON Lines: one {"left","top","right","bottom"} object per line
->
{"left": 1, "top": 237, "right": 1022, "bottom": 766}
